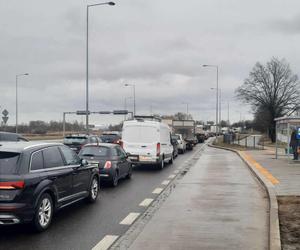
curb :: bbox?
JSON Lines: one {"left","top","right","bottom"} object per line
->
{"left": 208, "top": 144, "right": 281, "bottom": 250}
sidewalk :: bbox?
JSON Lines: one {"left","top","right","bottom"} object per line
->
{"left": 244, "top": 148, "right": 300, "bottom": 196}
{"left": 128, "top": 146, "right": 269, "bottom": 250}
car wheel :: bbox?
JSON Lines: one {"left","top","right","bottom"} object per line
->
{"left": 87, "top": 177, "right": 99, "bottom": 203}
{"left": 126, "top": 165, "right": 133, "bottom": 179}
{"left": 33, "top": 193, "right": 53, "bottom": 232}
{"left": 169, "top": 155, "right": 174, "bottom": 164}
{"left": 158, "top": 158, "right": 164, "bottom": 170}
{"left": 112, "top": 171, "right": 119, "bottom": 187}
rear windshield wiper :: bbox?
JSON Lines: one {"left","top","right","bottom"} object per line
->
{"left": 82, "top": 154, "right": 95, "bottom": 157}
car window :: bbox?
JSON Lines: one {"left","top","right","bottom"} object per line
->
{"left": 0, "top": 151, "right": 20, "bottom": 174}
{"left": 79, "top": 146, "right": 110, "bottom": 157}
{"left": 116, "top": 147, "right": 126, "bottom": 158}
{"left": 63, "top": 137, "right": 87, "bottom": 144}
{"left": 43, "top": 147, "right": 64, "bottom": 169}
{"left": 111, "top": 148, "right": 118, "bottom": 157}
{"left": 60, "top": 146, "right": 80, "bottom": 165}
{"left": 31, "top": 151, "right": 44, "bottom": 170}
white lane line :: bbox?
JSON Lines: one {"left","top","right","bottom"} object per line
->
{"left": 173, "top": 170, "right": 179, "bottom": 174}
{"left": 92, "top": 235, "right": 119, "bottom": 250}
{"left": 168, "top": 174, "right": 176, "bottom": 179}
{"left": 119, "top": 212, "right": 140, "bottom": 225}
{"left": 139, "top": 198, "right": 154, "bottom": 207}
{"left": 161, "top": 180, "right": 170, "bottom": 185}
{"left": 152, "top": 188, "right": 163, "bottom": 194}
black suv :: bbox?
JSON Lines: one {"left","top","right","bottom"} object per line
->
{"left": 0, "top": 142, "right": 100, "bottom": 231}
{"left": 0, "top": 132, "right": 28, "bottom": 142}
{"left": 63, "top": 134, "right": 101, "bottom": 154}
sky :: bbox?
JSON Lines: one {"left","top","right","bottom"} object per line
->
{"left": 0, "top": 0, "right": 300, "bottom": 126}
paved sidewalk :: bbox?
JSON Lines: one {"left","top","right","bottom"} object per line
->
{"left": 128, "top": 146, "right": 269, "bottom": 250}
{"left": 245, "top": 148, "right": 300, "bottom": 196}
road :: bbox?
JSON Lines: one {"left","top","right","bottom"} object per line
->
{"left": 0, "top": 144, "right": 204, "bottom": 250}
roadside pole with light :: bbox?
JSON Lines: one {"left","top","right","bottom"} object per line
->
{"left": 16, "top": 73, "right": 29, "bottom": 133}
{"left": 203, "top": 64, "right": 219, "bottom": 138}
{"left": 124, "top": 83, "right": 136, "bottom": 117}
{"left": 86, "top": 1, "right": 115, "bottom": 135}
{"left": 182, "top": 102, "right": 189, "bottom": 119}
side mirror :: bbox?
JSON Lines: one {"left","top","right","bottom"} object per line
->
{"left": 80, "top": 159, "right": 88, "bottom": 167}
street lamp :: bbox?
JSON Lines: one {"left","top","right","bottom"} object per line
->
{"left": 182, "top": 102, "right": 189, "bottom": 119}
{"left": 86, "top": 1, "right": 115, "bottom": 135}
{"left": 16, "top": 73, "right": 29, "bottom": 133}
{"left": 203, "top": 64, "right": 219, "bottom": 136}
{"left": 124, "top": 96, "right": 132, "bottom": 120}
{"left": 124, "top": 83, "right": 136, "bottom": 117}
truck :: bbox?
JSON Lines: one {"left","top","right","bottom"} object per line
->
{"left": 172, "top": 120, "right": 197, "bottom": 150}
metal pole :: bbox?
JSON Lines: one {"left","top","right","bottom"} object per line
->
{"left": 275, "top": 122, "right": 278, "bottom": 159}
{"left": 187, "top": 103, "right": 189, "bottom": 119}
{"left": 227, "top": 101, "right": 229, "bottom": 125}
{"left": 63, "top": 112, "right": 66, "bottom": 138}
{"left": 133, "top": 84, "right": 136, "bottom": 117}
{"left": 219, "top": 88, "right": 221, "bottom": 128}
{"left": 86, "top": 6, "right": 89, "bottom": 135}
{"left": 216, "top": 66, "right": 219, "bottom": 135}
{"left": 16, "top": 75, "right": 18, "bottom": 133}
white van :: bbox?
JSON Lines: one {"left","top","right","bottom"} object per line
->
{"left": 122, "top": 119, "right": 174, "bottom": 169}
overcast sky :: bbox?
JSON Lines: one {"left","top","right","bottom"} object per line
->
{"left": 0, "top": 0, "right": 300, "bottom": 126}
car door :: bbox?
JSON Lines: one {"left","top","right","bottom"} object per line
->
{"left": 42, "top": 146, "right": 73, "bottom": 205}
{"left": 59, "top": 146, "right": 90, "bottom": 197}
{"left": 116, "top": 146, "right": 129, "bottom": 177}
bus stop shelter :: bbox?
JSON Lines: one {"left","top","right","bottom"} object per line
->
{"left": 275, "top": 116, "right": 300, "bottom": 160}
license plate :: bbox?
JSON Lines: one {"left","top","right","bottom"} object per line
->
{"left": 88, "top": 161, "right": 99, "bottom": 166}
{"left": 129, "top": 156, "right": 139, "bottom": 161}
{"left": 139, "top": 156, "right": 151, "bottom": 161}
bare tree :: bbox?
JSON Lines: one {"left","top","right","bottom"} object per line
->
{"left": 236, "top": 58, "right": 300, "bottom": 142}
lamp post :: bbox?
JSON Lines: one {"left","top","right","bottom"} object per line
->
{"left": 86, "top": 1, "right": 115, "bottom": 135}
{"left": 203, "top": 64, "right": 219, "bottom": 136}
{"left": 124, "top": 83, "right": 136, "bottom": 117}
{"left": 182, "top": 102, "right": 189, "bottom": 119}
{"left": 16, "top": 73, "right": 29, "bottom": 133}
{"left": 124, "top": 96, "right": 132, "bottom": 120}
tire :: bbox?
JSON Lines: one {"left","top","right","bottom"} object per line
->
{"left": 33, "top": 193, "right": 53, "bottom": 232}
{"left": 87, "top": 176, "right": 99, "bottom": 203}
{"left": 111, "top": 170, "right": 119, "bottom": 187}
{"left": 157, "top": 157, "right": 164, "bottom": 170}
{"left": 126, "top": 165, "right": 133, "bottom": 179}
{"left": 169, "top": 154, "right": 174, "bottom": 164}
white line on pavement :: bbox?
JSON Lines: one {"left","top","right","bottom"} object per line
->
{"left": 168, "top": 174, "right": 176, "bottom": 179}
{"left": 139, "top": 198, "right": 154, "bottom": 207}
{"left": 161, "top": 180, "right": 170, "bottom": 185}
{"left": 152, "top": 188, "right": 163, "bottom": 194}
{"left": 119, "top": 212, "right": 140, "bottom": 225}
{"left": 92, "top": 235, "right": 119, "bottom": 250}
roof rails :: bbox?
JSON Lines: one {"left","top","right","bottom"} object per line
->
{"left": 134, "top": 115, "right": 162, "bottom": 122}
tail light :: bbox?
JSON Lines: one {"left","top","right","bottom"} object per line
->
{"left": 104, "top": 161, "right": 112, "bottom": 169}
{"left": 156, "top": 143, "right": 161, "bottom": 156}
{"left": 0, "top": 181, "right": 25, "bottom": 190}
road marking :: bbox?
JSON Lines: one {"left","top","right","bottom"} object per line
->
{"left": 119, "top": 212, "right": 140, "bottom": 225}
{"left": 161, "top": 180, "right": 170, "bottom": 185}
{"left": 152, "top": 188, "right": 163, "bottom": 194}
{"left": 168, "top": 174, "right": 176, "bottom": 179}
{"left": 92, "top": 235, "right": 119, "bottom": 250}
{"left": 173, "top": 170, "right": 179, "bottom": 174}
{"left": 239, "top": 151, "right": 280, "bottom": 185}
{"left": 139, "top": 198, "right": 154, "bottom": 207}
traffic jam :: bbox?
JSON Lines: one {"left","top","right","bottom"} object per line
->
{"left": 0, "top": 116, "right": 209, "bottom": 232}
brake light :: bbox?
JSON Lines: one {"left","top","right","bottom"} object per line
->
{"left": 0, "top": 181, "right": 25, "bottom": 190}
{"left": 104, "top": 161, "right": 112, "bottom": 169}
{"left": 156, "top": 143, "right": 161, "bottom": 156}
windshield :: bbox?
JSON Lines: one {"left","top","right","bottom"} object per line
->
{"left": 123, "top": 126, "right": 159, "bottom": 143}
{"left": 63, "top": 137, "right": 87, "bottom": 144}
{"left": 100, "top": 134, "right": 120, "bottom": 142}
{"left": 172, "top": 135, "right": 180, "bottom": 140}
{"left": 0, "top": 152, "right": 20, "bottom": 174}
{"left": 79, "top": 146, "right": 110, "bottom": 157}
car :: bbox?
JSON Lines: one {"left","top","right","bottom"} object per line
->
{"left": 122, "top": 118, "right": 174, "bottom": 169}
{"left": 79, "top": 143, "right": 132, "bottom": 187}
{"left": 0, "top": 132, "right": 28, "bottom": 142}
{"left": 0, "top": 142, "right": 100, "bottom": 232}
{"left": 171, "top": 138, "right": 179, "bottom": 158}
{"left": 63, "top": 134, "right": 101, "bottom": 154}
{"left": 172, "top": 134, "right": 186, "bottom": 154}
{"left": 99, "top": 132, "right": 121, "bottom": 144}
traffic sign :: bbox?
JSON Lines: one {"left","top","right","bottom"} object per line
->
{"left": 2, "top": 116, "right": 8, "bottom": 124}
{"left": 113, "top": 110, "right": 128, "bottom": 115}
{"left": 99, "top": 111, "right": 111, "bottom": 114}
{"left": 76, "top": 110, "right": 90, "bottom": 115}
{"left": 2, "top": 109, "right": 8, "bottom": 117}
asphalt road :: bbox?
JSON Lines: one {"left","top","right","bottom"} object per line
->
{"left": 0, "top": 144, "right": 204, "bottom": 250}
